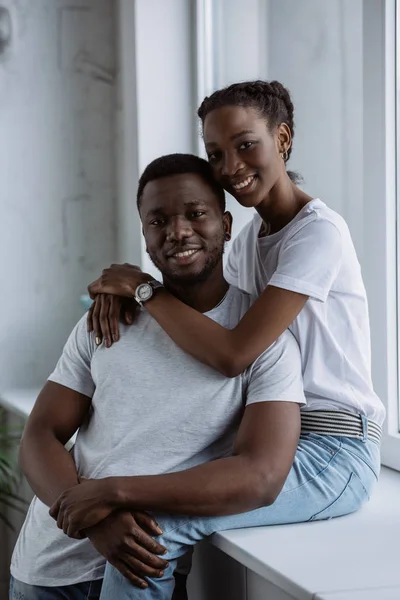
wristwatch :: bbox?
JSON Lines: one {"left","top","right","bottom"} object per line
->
{"left": 134, "top": 280, "right": 164, "bottom": 306}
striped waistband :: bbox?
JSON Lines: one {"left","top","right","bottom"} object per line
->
{"left": 300, "top": 410, "right": 382, "bottom": 444}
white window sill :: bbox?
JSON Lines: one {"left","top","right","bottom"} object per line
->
{"left": 2, "top": 388, "right": 400, "bottom": 599}
{"left": 209, "top": 466, "right": 400, "bottom": 599}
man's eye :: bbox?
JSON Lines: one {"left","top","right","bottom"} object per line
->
{"left": 207, "top": 152, "right": 221, "bottom": 163}
{"left": 239, "top": 141, "right": 254, "bottom": 150}
{"left": 150, "top": 219, "right": 164, "bottom": 226}
{"left": 191, "top": 211, "right": 205, "bottom": 218}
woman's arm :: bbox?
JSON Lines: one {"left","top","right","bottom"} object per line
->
{"left": 88, "top": 264, "right": 307, "bottom": 377}
{"left": 146, "top": 285, "right": 307, "bottom": 377}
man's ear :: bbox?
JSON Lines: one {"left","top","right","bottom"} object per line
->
{"left": 142, "top": 227, "right": 149, "bottom": 253}
{"left": 223, "top": 211, "right": 233, "bottom": 241}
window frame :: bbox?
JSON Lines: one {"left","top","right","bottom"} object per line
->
{"left": 366, "top": 0, "right": 400, "bottom": 471}
{"left": 195, "top": 0, "right": 400, "bottom": 470}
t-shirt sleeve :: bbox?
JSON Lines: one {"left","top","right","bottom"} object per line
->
{"left": 244, "top": 331, "right": 306, "bottom": 407}
{"left": 268, "top": 217, "right": 343, "bottom": 302}
{"left": 48, "top": 315, "right": 95, "bottom": 398}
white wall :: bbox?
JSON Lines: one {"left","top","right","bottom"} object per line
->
{"left": 207, "top": 0, "right": 364, "bottom": 258}
{"left": 0, "top": 0, "right": 117, "bottom": 391}
{"left": 117, "top": 0, "right": 196, "bottom": 276}
{"left": 267, "top": 0, "right": 364, "bottom": 259}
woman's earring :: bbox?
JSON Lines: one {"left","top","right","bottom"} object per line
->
{"left": 281, "top": 150, "right": 288, "bottom": 161}
{"left": 225, "top": 233, "right": 231, "bottom": 241}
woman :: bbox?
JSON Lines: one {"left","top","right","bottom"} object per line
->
{"left": 89, "top": 81, "right": 384, "bottom": 598}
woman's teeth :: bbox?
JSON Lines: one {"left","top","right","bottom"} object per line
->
{"left": 232, "top": 175, "right": 255, "bottom": 191}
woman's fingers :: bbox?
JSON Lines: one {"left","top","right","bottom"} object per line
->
{"left": 91, "top": 297, "right": 102, "bottom": 345}
{"left": 99, "top": 295, "right": 112, "bottom": 348}
{"left": 109, "top": 295, "right": 121, "bottom": 343}
{"left": 87, "top": 303, "right": 94, "bottom": 333}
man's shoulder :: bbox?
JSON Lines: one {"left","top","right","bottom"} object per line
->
{"left": 245, "top": 329, "right": 302, "bottom": 384}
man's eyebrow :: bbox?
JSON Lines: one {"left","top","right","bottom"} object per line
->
{"left": 205, "top": 129, "right": 255, "bottom": 148}
{"left": 183, "top": 200, "right": 207, "bottom": 207}
{"left": 144, "top": 200, "right": 207, "bottom": 217}
{"left": 145, "top": 207, "right": 163, "bottom": 217}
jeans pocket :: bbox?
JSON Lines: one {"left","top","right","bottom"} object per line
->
{"left": 300, "top": 433, "right": 342, "bottom": 457}
{"left": 309, "top": 471, "right": 370, "bottom": 522}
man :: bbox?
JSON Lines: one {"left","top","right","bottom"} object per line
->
{"left": 10, "top": 154, "right": 304, "bottom": 600}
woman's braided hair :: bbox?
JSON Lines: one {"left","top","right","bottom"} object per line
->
{"left": 198, "top": 80, "right": 298, "bottom": 179}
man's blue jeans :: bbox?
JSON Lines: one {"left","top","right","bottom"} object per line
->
{"left": 99, "top": 434, "right": 380, "bottom": 600}
{"left": 9, "top": 576, "right": 103, "bottom": 599}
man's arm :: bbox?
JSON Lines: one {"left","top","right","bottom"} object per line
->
{"left": 112, "top": 401, "right": 300, "bottom": 515}
{"left": 19, "top": 381, "right": 91, "bottom": 507}
{"left": 52, "top": 401, "right": 301, "bottom": 536}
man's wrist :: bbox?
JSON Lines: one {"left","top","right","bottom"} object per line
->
{"left": 107, "top": 476, "right": 128, "bottom": 508}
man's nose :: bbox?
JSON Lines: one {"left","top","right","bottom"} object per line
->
{"left": 166, "top": 216, "right": 193, "bottom": 242}
{"left": 221, "top": 152, "right": 242, "bottom": 177}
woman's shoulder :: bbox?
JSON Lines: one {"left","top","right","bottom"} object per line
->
{"left": 303, "top": 199, "right": 349, "bottom": 232}
{"left": 285, "top": 199, "right": 350, "bottom": 246}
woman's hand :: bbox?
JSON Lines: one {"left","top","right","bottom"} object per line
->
{"left": 88, "top": 263, "right": 150, "bottom": 299}
{"left": 49, "top": 478, "right": 115, "bottom": 538}
{"left": 87, "top": 294, "right": 138, "bottom": 347}
{"left": 87, "top": 263, "right": 151, "bottom": 346}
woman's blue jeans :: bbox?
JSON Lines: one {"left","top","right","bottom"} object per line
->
{"left": 99, "top": 433, "right": 380, "bottom": 600}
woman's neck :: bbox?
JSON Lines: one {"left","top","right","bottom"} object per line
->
{"left": 256, "top": 176, "right": 313, "bottom": 234}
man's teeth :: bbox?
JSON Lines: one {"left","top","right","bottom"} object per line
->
{"left": 173, "top": 249, "right": 198, "bottom": 258}
{"left": 233, "top": 175, "right": 255, "bottom": 190}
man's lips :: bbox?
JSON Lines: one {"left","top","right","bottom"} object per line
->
{"left": 166, "top": 246, "right": 202, "bottom": 258}
{"left": 166, "top": 247, "right": 203, "bottom": 265}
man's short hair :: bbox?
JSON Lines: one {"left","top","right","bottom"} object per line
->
{"left": 136, "top": 153, "right": 226, "bottom": 213}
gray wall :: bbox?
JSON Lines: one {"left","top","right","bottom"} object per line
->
{"left": 0, "top": 0, "right": 117, "bottom": 392}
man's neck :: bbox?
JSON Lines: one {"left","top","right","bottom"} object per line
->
{"left": 163, "top": 268, "right": 229, "bottom": 313}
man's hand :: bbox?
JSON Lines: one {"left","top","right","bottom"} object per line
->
{"left": 49, "top": 478, "right": 115, "bottom": 538}
{"left": 88, "top": 263, "right": 149, "bottom": 300}
{"left": 86, "top": 510, "right": 169, "bottom": 589}
{"left": 87, "top": 294, "right": 138, "bottom": 347}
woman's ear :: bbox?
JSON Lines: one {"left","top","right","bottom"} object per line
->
{"left": 277, "top": 122, "right": 292, "bottom": 155}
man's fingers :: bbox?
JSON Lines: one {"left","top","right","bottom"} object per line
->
{"left": 127, "top": 542, "right": 169, "bottom": 571}
{"left": 48, "top": 499, "right": 60, "bottom": 520}
{"left": 121, "top": 552, "right": 166, "bottom": 578}
{"left": 91, "top": 297, "right": 102, "bottom": 345}
{"left": 134, "top": 526, "right": 167, "bottom": 555}
{"left": 134, "top": 511, "right": 163, "bottom": 536}
{"left": 99, "top": 295, "right": 112, "bottom": 347}
{"left": 109, "top": 560, "right": 148, "bottom": 589}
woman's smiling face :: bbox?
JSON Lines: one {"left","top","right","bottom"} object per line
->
{"left": 203, "top": 105, "right": 288, "bottom": 208}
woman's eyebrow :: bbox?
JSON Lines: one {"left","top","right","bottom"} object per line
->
{"left": 205, "top": 129, "right": 255, "bottom": 148}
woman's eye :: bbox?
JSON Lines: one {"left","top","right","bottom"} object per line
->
{"left": 239, "top": 141, "right": 254, "bottom": 150}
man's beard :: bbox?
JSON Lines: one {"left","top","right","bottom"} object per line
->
{"left": 148, "top": 235, "right": 225, "bottom": 285}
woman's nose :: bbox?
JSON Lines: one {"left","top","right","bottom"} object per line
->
{"left": 221, "top": 152, "right": 242, "bottom": 177}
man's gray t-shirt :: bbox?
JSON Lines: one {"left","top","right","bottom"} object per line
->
{"left": 11, "top": 286, "right": 305, "bottom": 586}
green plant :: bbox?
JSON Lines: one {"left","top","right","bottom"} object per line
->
{"left": 0, "top": 408, "right": 28, "bottom": 530}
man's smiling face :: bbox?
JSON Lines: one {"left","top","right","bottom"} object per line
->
{"left": 140, "top": 173, "right": 231, "bottom": 285}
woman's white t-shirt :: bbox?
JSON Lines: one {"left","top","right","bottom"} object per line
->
{"left": 225, "top": 198, "right": 386, "bottom": 426}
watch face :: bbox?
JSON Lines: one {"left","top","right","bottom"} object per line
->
{"left": 137, "top": 283, "right": 153, "bottom": 302}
